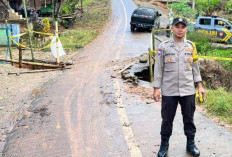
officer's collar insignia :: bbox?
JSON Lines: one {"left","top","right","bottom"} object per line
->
{"left": 157, "top": 48, "right": 163, "bottom": 56}
{"left": 170, "top": 42, "right": 175, "bottom": 47}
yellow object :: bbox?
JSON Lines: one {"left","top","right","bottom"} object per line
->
{"left": 8, "top": 29, "right": 56, "bottom": 50}
{"left": 192, "top": 42, "right": 199, "bottom": 63}
{"left": 196, "top": 91, "right": 204, "bottom": 103}
{"left": 198, "top": 55, "right": 232, "bottom": 61}
{"left": 42, "top": 18, "right": 51, "bottom": 33}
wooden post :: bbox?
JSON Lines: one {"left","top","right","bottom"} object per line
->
{"left": 55, "top": 21, "right": 60, "bottom": 64}
{"left": 148, "top": 28, "right": 155, "bottom": 83}
{"left": 19, "top": 39, "right": 22, "bottom": 68}
{"left": 149, "top": 48, "right": 153, "bottom": 83}
{"left": 81, "top": 0, "right": 83, "bottom": 13}
{"left": 152, "top": 28, "right": 155, "bottom": 51}
{"left": 22, "top": 0, "right": 34, "bottom": 62}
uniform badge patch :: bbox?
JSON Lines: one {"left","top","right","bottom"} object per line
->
{"left": 157, "top": 49, "right": 163, "bottom": 56}
{"left": 186, "top": 48, "right": 193, "bottom": 52}
{"left": 167, "top": 58, "right": 173, "bottom": 62}
{"left": 187, "top": 58, "right": 193, "bottom": 62}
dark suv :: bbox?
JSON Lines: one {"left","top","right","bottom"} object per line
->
{"left": 130, "top": 7, "right": 161, "bottom": 32}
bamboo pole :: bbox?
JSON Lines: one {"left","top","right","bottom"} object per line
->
{"left": 22, "top": 0, "right": 34, "bottom": 62}
{"left": 149, "top": 48, "right": 153, "bottom": 83}
{"left": 19, "top": 39, "right": 22, "bottom": 68}
{"left": 55, "top": 21, "right": 60, "bottom": 64}
{"left": 0, "top": 58, "right": 65, "bottom": 68}
{"left": 149, "top": 28, "right": 155, "bottom": 83}
{"left": 152, "top": 28, "right": 155, "bottom": 51}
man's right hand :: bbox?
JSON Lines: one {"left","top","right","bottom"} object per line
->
{"left": 153, "top": 88, "right": 161, "bottom": 102}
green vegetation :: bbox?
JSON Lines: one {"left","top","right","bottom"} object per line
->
{"left": 167, "top": 0, "right": 232, "bottom": 18}
{"left": 60, "top": 0, "right": 110, "bottom": 49}
{"left": 208, "top": 49, "right": 232, "bottom": 70}
{"left": 195, "top": 0, "right": 220, "bottom": 16}
{"left": 167, "top": 2, "right": 197, "bottom": 19}
{"left": 202, "top": 88, "right": 232, "bottom": 124}
{"left": 61, "top": 0, "right": 96, "bottom": 14}
{"left": 187, "top": 31, "right": 213, "bottom": 54}
{"left": 60, "top": 29, "right": 96, "bottom": 49}
{"left": 83, "top": 0, "right": 95, "bottom": 6}
{"left": 187, "top": 31, "right": 232, "bottom": 70}
{"left": 225, "top": 0, "right": 232, "bottom": 13}
{"left": 61, "top": 0, "right": 79, "bottom": 14}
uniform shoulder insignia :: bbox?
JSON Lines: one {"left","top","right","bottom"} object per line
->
{"left": 160, "top": 39, "right": 171, "bottom": 45}
{"left": 186, "top": 40, "right": 194, "bottom": 45}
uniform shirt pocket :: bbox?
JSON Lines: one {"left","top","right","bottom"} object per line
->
{"left": 164, "top": 57, "right": 176, "bottom": 72}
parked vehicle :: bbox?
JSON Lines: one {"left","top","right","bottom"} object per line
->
{"left": 130, "top": 7, "right": 161, "bottom": 32}
{"left": 38, "top": 3, "right": 53, "bottom": 17}
{"left": 195, "top": 15, "right": 232, "bottom": 43}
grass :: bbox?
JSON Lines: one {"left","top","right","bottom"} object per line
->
{"left": 202, "top": 88, "right": 232, "bottom": 124}
{"left": 60, "top": 0, "right": 110, "bottom": 49}
{"left": 83, "top": 0, "right": 96, "bottom": 6}
{"left": 60, "top": 29, "right": 97, "bottom": 49}
{"left": 208, "top": 49, "right": 232, "bottom": 70}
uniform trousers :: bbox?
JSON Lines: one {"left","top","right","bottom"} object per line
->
{"left": 160, "top": 94, "right": 196, "bottom": 137}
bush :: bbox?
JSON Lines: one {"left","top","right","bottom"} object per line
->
{"left": 61, "top": 0, "right": 80, "bottom": 14}
{"left": 208, "top": 49, "right": 232, "bottom": 71}
{"left": 187, "top": 31, "right": 213, "bottom": 55}
{"left": 167, "top": 2, "right": 197, "bottom": 19}
{"left": 195, "top": 0, "right": 220, "bottom": 16}
{"left": 226, "top": 0, "right": 232, "bottom": 13}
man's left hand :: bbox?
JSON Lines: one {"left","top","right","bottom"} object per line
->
{"left": 198, "top": 86, "right": 206, "bottom": 97}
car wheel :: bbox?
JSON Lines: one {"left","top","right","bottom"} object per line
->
{"left": 131, "top": 25, "right": 135, "bottom": 32}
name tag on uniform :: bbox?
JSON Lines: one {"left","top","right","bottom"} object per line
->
{"left": 165, "top": 53, "right": 175, "bottom": 56}
{"left": 185, "top": 52, "right": 193, "bottom": 56}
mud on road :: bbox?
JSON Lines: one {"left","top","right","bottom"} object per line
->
{"left": 1, "top": 0, "right": 232, "bottom": 156}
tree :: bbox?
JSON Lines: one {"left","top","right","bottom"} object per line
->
{"left": 167, "top": 2, "right": 197, "bottom": 19}
{"left": 195, "top": 0, "right": 220, "bottom": 16}
{"left": 52, "top": 0, "right": 62, "bottom": 19}
{"left": 61, "top": 0, "right": 80, "bottom": 14}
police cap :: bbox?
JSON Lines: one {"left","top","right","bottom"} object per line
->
{"left": 172, "top": 17, "right": 187, "bottom": 26}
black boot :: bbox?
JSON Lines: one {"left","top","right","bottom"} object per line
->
{"left": 157, "top": 136, "right": 169, "bottom": 157}
{"left": 186, "top": 136, "right": 200, "bottom": 157}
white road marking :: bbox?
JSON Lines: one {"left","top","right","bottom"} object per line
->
{"left": 114, "top": 1, "right": 142, "bottom": 156}
{"left": 115, "top": 0, "right": 128, "bottom": 60}
{"left": 114, "top": 80, "right": 142, "bottom": 157}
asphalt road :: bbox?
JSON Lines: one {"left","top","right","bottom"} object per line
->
{"left": 2, "top": 0, "right": 232, "bottom": 157}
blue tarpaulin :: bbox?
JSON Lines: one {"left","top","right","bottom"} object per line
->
{"left": 0, "top": 24, "right": 20, "bottom": 46}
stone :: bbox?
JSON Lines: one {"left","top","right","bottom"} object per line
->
{"left": 139, "top": 53, "right": 148, "bottom": 63}
{"left": 66, "top": 60, "right": 74, "bottom": 65}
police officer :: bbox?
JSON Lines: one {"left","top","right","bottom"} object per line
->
{"left": 153, "top": 17, "right": 205, "bottom": 157}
